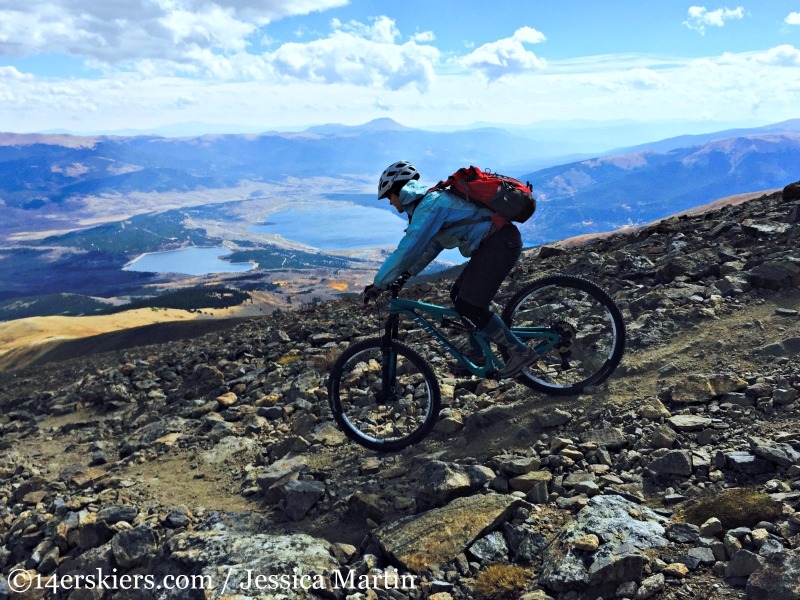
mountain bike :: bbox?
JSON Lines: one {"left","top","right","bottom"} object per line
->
{"left": 327, "top": 274, "right": 625, "bottom": 452}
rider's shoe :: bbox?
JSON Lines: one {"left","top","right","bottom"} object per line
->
{"left": 480, "top": 314, "right": 537, "bottom": 379}
{"left": 495, "top": 347, "right": 538, "bottom": 378}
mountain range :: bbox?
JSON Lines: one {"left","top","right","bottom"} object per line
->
{"left": 0, "top": 117, "right": 798, "bottom": 318}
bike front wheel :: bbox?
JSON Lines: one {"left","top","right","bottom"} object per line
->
{"left": 327, "top": 337, "right": 441, "bottom": 452}
{"left": 501, "top": 274, "right": 626, "bottom": 395}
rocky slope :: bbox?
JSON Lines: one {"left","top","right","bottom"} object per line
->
{"left": 2, "top": 184, "right": 800, "bottom": 600}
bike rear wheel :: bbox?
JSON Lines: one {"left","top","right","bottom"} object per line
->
{"left": 501, "top": 274, "right": 625, "bottom": 395}
{"left": 327, "top": 337, "right": 441, "bottom": 452}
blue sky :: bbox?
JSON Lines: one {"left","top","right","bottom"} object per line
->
{"left": 1, "top": 1, "right": 799, "bottom": 134}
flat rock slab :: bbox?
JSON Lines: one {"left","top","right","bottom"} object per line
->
{"left": 372, "top": 493, "right": 522, "bottom": 572}
{"left": 161, "top": 522, "right": 339, "bottom": 599}
{"left": 668, "top": 415, "right": 714, "bottom": 431}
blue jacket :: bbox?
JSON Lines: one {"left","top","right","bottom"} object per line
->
{"left": 373, "top": 180, "right": 493, "bottom": 289}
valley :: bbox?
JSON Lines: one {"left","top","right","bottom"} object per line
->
{"left": 1, "top": 117, "right": 799, "bottom": 374}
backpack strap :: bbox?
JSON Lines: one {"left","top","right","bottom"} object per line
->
{"left": 443, "top": 215, "right": 492, "bottom": 230}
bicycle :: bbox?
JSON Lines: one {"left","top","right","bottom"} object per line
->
{"left": 327, "top": 274, "right": 626, "bottom": 452}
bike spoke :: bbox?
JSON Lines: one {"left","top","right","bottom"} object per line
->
{"left": 503, "top": 275, "right": 625, "bottom": 394}
{"left": 328, "top": 339, "right": 440, "bottom": 451}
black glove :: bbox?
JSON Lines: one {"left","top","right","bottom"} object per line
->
{"left": 362, "top": 285, "right": 383, "bottom": 305}
{"left": 389, "top": 271, "right": 412, "bottom": 293}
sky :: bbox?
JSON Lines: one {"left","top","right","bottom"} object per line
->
{"left": 1, "top": 1, "right": 800, "bottom": 134}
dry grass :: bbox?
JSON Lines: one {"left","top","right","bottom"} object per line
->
{"left": 0, "top": 308, "right": 201, "bottom": 370}
{"left": 472, "top": 564, "right": 531, "bottom": 600}
{"left": 679, "top": 488, "right": 783, "bottom": 529}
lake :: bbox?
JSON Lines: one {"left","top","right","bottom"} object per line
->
{"left": 251, "top": 204, "right": 407, "bottom": 249}
{"left": 123, "top": 204, "right": 466, "bottom": 276}
{"left": 123, "top": 246, "right": 256, "bottom": 276}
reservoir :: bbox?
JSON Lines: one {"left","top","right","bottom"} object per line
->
{"left": 123, "top": 204, "right": 467, "bottom": 276}
{"left": 123, "top": 246, "right": 255, "bottom": 276}
{"left": 251, "top": 204, "right": 407, "bottom": 249}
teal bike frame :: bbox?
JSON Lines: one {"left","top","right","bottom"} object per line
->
{"left": 385, "top": 295, "right": 564, "bottom": 379}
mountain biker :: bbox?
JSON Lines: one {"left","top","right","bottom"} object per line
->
{"left": 362, "top": 160, "right": 537, "bottom": 378}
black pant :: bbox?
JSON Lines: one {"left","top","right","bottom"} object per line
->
{"left": 450, "top": 224, "right": 522, "bottom": 329}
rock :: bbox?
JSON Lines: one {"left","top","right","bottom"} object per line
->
{"left": 650, "top": 450, "right": 693, "bottom": 477}
{"left": 638, "top": 398, "right": 671, "bottom": 420}
{"left": 372, "top": 494, "right": 522, "bottom": 571}
{"left": 782, "top": 180, "right": 800, "bottom": 201}
{"left": 662, "top": 562, "right": 689, "bottom": 578}
{"left": 746, "top": 261, "right": 800, "bottom": 290}
{"left": 498, "top": 456, "right": 541, "bottom": 475}
{"left": 700, "top": 517, "right": 723, "bottom": 537}
{"left": 671, "top": 373, "right": 747, "bottom": 403}
{"left": 281, "top": 479, "right": 326, "bottom": 521}
{"left": 200, "top": 435, "right": 257, "bottom": 464}
{"left": 159, "top": 524, "right": 339, "bottom": 600}
{"left": 668, "top": 414, "right": 713, "bottom": 431}
{"left": 532, "top": 407, "right": 573, "bottom": 429}
{"left": 579, "top": 428, "right": 628, "bottom": 450}
{"left": 746, "top": 549, "right": 800, "bottom": 599}
{"left": 346, "top": 491, "right": 387, "bottom": 524}
{"left": 649, "top": 424, "right": 678, "bottom": 448}
{"left": 666, "top": 522, "right": 701, "bottom": 544}
{"left": 416, "top": 460, "right": 495, "bottom": 509}
{"left": 111, "top": 525, "right": 158, "bottom": 568}
{"left": 468, "top": 531, "right": 509, "bottom": 563}
{"left": 509, "top": 470, "right": 552, "bottom": 494}
{"left": 725, "top": 451, "right": 776, "bottom": 475}
{"left": 726, "top": 549, "right": 763, "bottom": 579}
{"left": 750, "top": 437, "right": 800, "bottom": 467}
{"left": 635, "top": 573, "right": 665, "bottom": 599}
{"left": 541, "top": 495, "right": 668, "bottom": 591}
{"left": 573, "top": 534, "right": 600, "bottom": 552}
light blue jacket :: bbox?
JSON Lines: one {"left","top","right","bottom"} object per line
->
{"left": 373, "top": 180, "right": 493, "bottom": 289}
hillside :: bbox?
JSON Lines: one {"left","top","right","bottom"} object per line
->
{"left": 521, "top": 132, "right": 800, "bottom": 243}
{"left": 1, "top": 186, "right": 799, "bottom": 599}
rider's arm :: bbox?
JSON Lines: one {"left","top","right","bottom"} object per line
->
{"left": 406, "top": 237, "right": 444, "bottom": 276}
{"left": 373, "top": 199, "right": 446, "bottom": 289}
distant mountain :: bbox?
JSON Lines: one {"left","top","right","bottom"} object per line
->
{"left": 520, "top": 132, "right": 800, "bottom": 244}
{"left": 303, "top": 118, "right": 414, "bottom": 135}
{"left": 0, "top": 121, "right": 562, "bottom": 217}
{"left": 608, "top": 118, "right": 800, "bottom": 155}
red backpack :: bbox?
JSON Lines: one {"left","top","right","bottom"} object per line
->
{"left": 427, "top": 166, "right": 536, "bottom": 226}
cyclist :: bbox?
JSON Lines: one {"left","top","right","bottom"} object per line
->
{"left": 362, "top": 160, "right": 537, "bottom": 378}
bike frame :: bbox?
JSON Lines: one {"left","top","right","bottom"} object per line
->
{"left": 382, "top": 294, "right": 563, "bottom": 379}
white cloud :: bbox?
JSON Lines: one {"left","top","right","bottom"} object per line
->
{"left": 0, "top": 0, "right": 348, "bottom": 63}
{"left": 265, "top": 17, "right": 439, "bottom": 91}
{"left": 0, "top": 66, "right": 33, "bottom": 80}
{"left": 684, "top": 6, "right": 745, "bottom": 35}
{"left": 0, "top": 4, "right": 439, "bottom": 91}
{"left": 592, "top": 67, "right": 666, "bottom": 92}
{"left": 412, "top": 31, "right": 435, "bottom": 43}
{"left": 460, "top": 26, "right": 547, "bottom": 81}
{"left": 753, "top": 44, "right": 800, "bottom": 67}
{"left": 786, "top": 12, "right": 800, "bottom": 26}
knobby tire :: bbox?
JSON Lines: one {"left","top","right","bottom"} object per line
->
{"left": 501, "top": 274, "right": 626, "bottom": 395}
{"left": 327, "top": 337, "right": 441, "bottom": 452}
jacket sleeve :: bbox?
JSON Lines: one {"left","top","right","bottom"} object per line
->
{"left": 372, "top": 199, "right": 447, "bottom": 289}
{"left": 407, "top": 237, "right": 444, "bottom": 276}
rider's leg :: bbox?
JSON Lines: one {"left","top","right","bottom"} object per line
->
{"left": 451, "top": 225, "right": 534, "bottom": 376}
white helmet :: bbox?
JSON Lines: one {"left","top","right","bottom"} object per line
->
{"left": 378, "top": 160, "right": 420, "bottom": 199}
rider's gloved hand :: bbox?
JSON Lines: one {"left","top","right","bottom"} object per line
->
{"left": 362, "top": 285, "right": 383, "bottom": 305}
{"left": 389, "top": 271, "right": 412, "bottom": 293}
